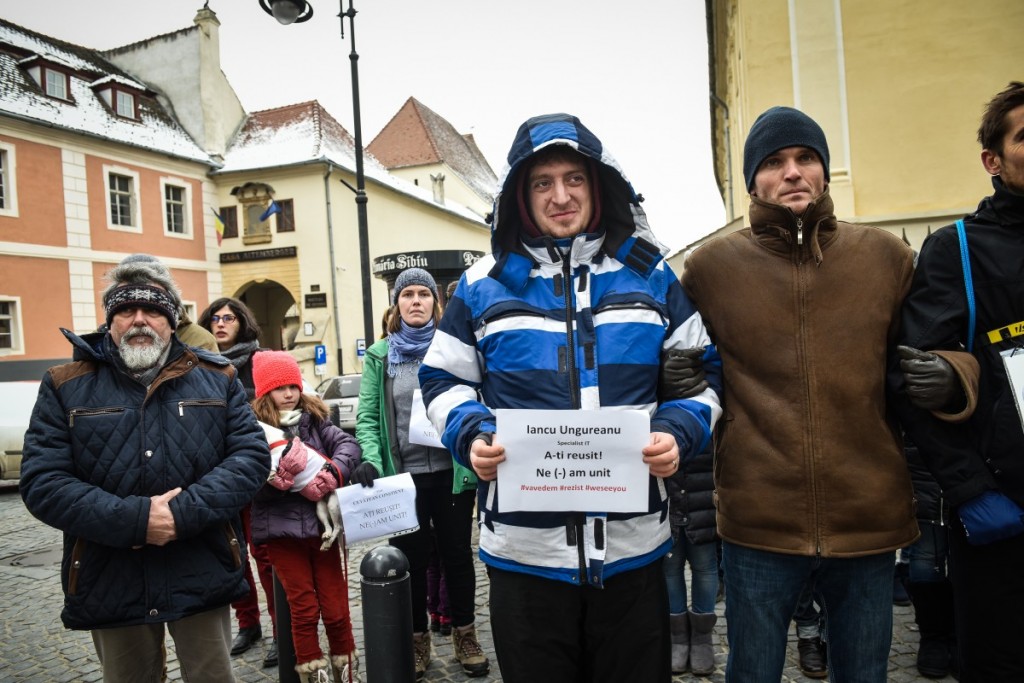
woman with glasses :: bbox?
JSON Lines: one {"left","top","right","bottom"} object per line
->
{"left": 198, "top": 296, "right": 279, "bottom": 668}
{"left": 199, "top": 298, "right": 263, "bottom": 400}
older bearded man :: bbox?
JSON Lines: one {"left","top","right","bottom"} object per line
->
{"left": 20, "top": 256, "right": 270, "bottom": 682}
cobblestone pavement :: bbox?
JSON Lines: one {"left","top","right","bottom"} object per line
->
{"left": 0, "top": 486, "right": 955, "bottom": 682}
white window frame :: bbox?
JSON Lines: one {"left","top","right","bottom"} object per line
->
{"left": 160, "top": 176, "right": 192, "bottom": 239}
{"left": 44, "top": 67, "right": 68, "bottom": 100}
{"left": 115, "top": 90, "right": 135, "bottom": 119}
{"left": 103, "top": 164, "right": 142, "bottom": 233}
{"left": 0, "top": 142, "right": 19, "bottom": 218}
{"left": 0, "top": 295, "right": 25, "bottom": 357}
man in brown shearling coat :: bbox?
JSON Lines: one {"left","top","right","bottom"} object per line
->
{"left": 682, "top": 106, "right": 918, "bottom": 683}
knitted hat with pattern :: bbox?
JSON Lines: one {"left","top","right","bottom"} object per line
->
{"left": 253, "top": 350, "right": 303, "bottom": 399}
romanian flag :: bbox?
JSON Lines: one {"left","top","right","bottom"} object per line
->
{"left": 259, "top": 200, "right": 282, "bottom": 222}
{"left": 212, "top": 208, "right": 225, "bottom": 246}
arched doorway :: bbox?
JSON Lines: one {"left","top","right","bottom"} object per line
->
{"left": 234, "top": 279, "right": 295, "bottom": 351}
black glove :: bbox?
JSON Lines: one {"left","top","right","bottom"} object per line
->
{"left": 350, "top": 462, "right": 380, "bottom": 487}
{"left": 898, "top": 345, "right": 963, "bottom": 411}
{"left": 659, "top": 347, "right": 709, "bottom": 401}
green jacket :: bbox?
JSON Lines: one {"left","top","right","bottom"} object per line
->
{"left": 356, "top": 338, "right": 477, "bottom": 494}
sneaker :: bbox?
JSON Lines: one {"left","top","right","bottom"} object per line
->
{"left": 439, "top": 615, "right": 452, "bottom": 636}
{"left": 429, "top": 612, "right": 442, "bottom": 633}
{"left": 452, "top": 624, "right": 490, "bottom": 677}
{"left": 797, "top": 636, "right": 828, "bottom": 679}
{"left": 412, "top": 631, "right": 431, "bottom": 681}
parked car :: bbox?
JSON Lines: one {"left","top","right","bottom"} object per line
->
{"left": 0, "top": 380, "right": 40, "bottom": 481}
{"left": 317, "top": 374, "right": 362, "bottom": 432}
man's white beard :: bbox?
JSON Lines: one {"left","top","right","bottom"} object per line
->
{"left": 119, "top": 326, "right": 167, "bottom": 371}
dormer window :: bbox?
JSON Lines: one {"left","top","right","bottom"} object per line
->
{"left": 18, "top": 55, "right": 74, "bottom": 103}
{"left": 44, "top": 67, "right": 68, "bottom": 99}
{"left": 90, "top": 75, "right": 144, "bottom": 121}
{"left": 116, "top": 91, "right": 135, "bottom": 119}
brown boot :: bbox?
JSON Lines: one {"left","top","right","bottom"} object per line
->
{"left": 452, "top": 624, "right": 490, "bottom": 677}
{"left": 412, "top": 631, "right": 431, "bottom": 680}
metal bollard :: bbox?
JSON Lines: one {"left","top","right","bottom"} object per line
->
{"left": 360, "top": 545, "right": 415, "bottom": 683}
{"left": 273, "top": 569, "right": 299, "bottom": 683}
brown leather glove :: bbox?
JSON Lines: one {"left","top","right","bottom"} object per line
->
{"left": 659, "top": 347, "right": 709, "bottom": 401}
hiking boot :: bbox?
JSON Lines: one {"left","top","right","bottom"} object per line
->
{"left": 452, "top": 624, "right": 490, "bottom": 677}
{"left": 797, "top": 636, "right": 828, "bottom": 679}
{"left": 413, "top": 631, "right": 431, "bottom": 680}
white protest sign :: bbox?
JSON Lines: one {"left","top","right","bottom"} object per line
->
{"left": 1001, "top": 349, "right": 1024, "bottom": 437}
{"left": 495, "top": 409, "right": 651, "bottom": 513}
{"left": 335, "top": 472, "right": 419, "bottom": 544}
{"left": 408, "top": 389, "right": 445, "bottom": 448}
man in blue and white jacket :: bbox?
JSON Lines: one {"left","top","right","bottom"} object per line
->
{"left": 419, "top": 113, "right": 722, "bottom": 682}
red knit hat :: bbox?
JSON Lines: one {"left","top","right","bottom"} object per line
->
{"left": 253, "top": 351, "right": 303, "bottom": 399}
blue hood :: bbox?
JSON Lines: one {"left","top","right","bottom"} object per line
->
{"left": 490, "top": 113, "right": 667, "bottom": 283}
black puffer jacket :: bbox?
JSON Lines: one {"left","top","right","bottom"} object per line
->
{"left": 904, "top": 435, "right": 948, "bottom": 527}
{"left": 20, "top": 329, "right": 270, "bottom": 630}
{"left": 665, "top": 447, "right": 716, "bottom": 545}
{"left": 894, "top": 178, "right": 1024, "bottom": 509}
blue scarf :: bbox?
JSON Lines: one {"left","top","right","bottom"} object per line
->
{"left": 387, "top": 319, "right": 435, "bottom": 376}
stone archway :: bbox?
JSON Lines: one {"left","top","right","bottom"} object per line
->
{"left": 234, "top": 280, "right": 294, "bottom": 351}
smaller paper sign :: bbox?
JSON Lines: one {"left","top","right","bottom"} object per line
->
{"left": 408, "top": 389, "right": 445, "bottom": 448}
{"left": 336, "top": 472, "right": 419, "bottom": 544}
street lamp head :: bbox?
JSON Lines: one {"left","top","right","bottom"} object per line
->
{"left": 258, "top": 0, "right": 313, "bottom": 24}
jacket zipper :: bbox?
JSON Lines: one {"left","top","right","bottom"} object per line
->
{"left": 796, "top": 217, "right": 804, "bottom": 246}
{"left": 793, "top": 234, "right": 819, "bottom": 554}
{"left": 178, "top": 399, "right": 227, "bottom": 417}
{"left": 68, "top": 406, "right": 124, "bottom": 427}
{"left": 562, "top": 255, "right": 581, "bottom": 409}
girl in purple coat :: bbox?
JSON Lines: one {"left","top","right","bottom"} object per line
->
{"left": 250, "top": 351, "right": 362, "bottom": 683}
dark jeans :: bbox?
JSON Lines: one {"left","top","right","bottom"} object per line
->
{"left": 908, "top": 522, "right": 950, "bottom": 583}
{"left": 389, "top": 470, "right": 476, "bottom": 632}
{"left": 488, "top": 561, "right": 670, "bottom": 683}
{"left": 722, "top": 541, "right": 893, "bottom": 683}
{"left": 948, "top": 517, "right": 1024, "bottom": 682}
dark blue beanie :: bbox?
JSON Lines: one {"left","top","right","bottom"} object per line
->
{"left": 742, "top": 106, "right": 830, "bottom": 191}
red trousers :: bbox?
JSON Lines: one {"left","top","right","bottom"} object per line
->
{"left": 266, "top": 537, "right": 355, "bottom": 665}
{"left": 232, "top": 504, "right": 276, "bottom": 632}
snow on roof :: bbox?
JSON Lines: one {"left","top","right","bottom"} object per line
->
{"left": 89, "top": 73, "right": 146, "bottom": 91}
{"left": 218, "top": 101, "right": 487, "bottom": 226}
{"left": 0, "top": 19, "right": 211, "bottom": 165}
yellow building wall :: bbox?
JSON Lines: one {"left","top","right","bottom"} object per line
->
{"left": 842, "top": 0, "right": 1023, "bottom": 219}
{"left": 708, "top": 0, "right": 1024, "bottom": 251}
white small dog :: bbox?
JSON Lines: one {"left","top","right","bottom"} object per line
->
{"left": 261, "top": 422, "right": 344, "bottom": 552}
{"left": 316, "top": 494, "right": 343, "bottom": 551}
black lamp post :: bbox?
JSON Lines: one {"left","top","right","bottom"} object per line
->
{"left": 260, "top": 0, "right": 377, "bottom": 353}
